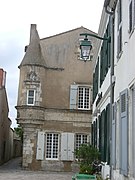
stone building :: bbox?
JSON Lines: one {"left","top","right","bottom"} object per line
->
{"left": 0, "top": 68, "right": 13, "bottom": 165}
{"left": 13, "top": 131, "right": 22, "bottom": 158}
{"left": 16, "top": 24, "right": 97, "bottom": 171}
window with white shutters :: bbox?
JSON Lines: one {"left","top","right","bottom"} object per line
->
{"left": 45, "top": 133, "right": 59, "bottom": 160}
{"left": 70, "top": 85, "right": 91, "bottom": 110}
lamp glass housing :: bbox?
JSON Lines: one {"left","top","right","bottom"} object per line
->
{"left": 80, "top": 37, "right": 92, "bottom": 60}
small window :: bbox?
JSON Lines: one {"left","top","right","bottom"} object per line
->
{"left": 27, "top": 90, "right": 35, "bottom": 105}
{"left": 78, "top": 87, "right": 90, "bottom": 110}
{"left": 46, "top": 133, "right": 59, "bottom": 160}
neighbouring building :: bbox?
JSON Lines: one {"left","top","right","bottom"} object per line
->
{"left": 92, "top": 0, "right": 135, "bottom": 179}
{"left": 92, "top": 4, "right": 112, "bottom": 178}
{"left": 13, "top": 131, "right": 22, "bottom": 158}
{"left": 16, "top": 25, "right": 97, "bottom": 171}
{"left": 0, "top": 68, "right": 14, "bottom": 165}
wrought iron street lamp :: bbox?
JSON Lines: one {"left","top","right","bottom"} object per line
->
{"left": 80, "top": 33, "right": 111, "bottom": 60}
{"left": 80, "top": 34, "right": 92, "bottom": 60}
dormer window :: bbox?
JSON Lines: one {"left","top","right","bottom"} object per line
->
{"left": 27, "top": 90, "right": 35, "bottom": 105}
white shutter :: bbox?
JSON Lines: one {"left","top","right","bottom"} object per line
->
{"left": 36, "top": 131, "right": 45, "bottom": 160}
{"left": 120, "top": 89, "right": 128, "bottom": 176}
{"left": 61, "top": 133, "right": 68, "bottom": 160}
{"left": 61, "top": 133, "right": 74, "bottom": 161}
{"left": 67, "top": 133, "right": 74, "bottom": 161}
{"left": 70, "top": 85, "right": 78, "bottom": 109}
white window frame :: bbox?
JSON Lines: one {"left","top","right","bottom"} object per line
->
{"left": 78, "top": 86, "right": 90, "bottom": 110}
{"left": 129, "top": 0, "right": 135, "bottom": 34}
{"left": 27, "top": 89, "right": 35, "bottom": 105}
{"left": 45, "top": 133, "right": 59, "bottom": 160}
{"left": 75, "top": 134, "right": 89, "bottom": 150}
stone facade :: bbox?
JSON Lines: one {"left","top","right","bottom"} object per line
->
{"left": 0, "top": 69, "right": 13, "bottom": 165}
{"left": 16, "top": 25, "right": 97, "bottom": 171}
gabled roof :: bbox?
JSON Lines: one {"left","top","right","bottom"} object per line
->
{"left": 19, "top": 25, "right": 96, "bottom": 69}
{"left": 40, "top": 26, "right": 96, "bottom": 41}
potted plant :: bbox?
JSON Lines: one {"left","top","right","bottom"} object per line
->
{"left": 75, "top": 144, "right": 100, "bottom": 175}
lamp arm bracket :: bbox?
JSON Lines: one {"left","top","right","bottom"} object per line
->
{"left": 80, "top": 33, "right": 111, "bottom": 43}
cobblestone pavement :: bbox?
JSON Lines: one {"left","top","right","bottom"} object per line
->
{"left": 0, "top": 157, "right": 74, "bottom": 180}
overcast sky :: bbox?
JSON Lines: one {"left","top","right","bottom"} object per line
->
{"left": 0, "top": 0, "right": 104, "bottom": 128}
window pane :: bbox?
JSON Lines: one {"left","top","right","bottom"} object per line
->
{"left": 82, "top": 135, "right": 88, "bottom": 144}
{"left": 76, "top": 134, "right": 82, "bottom": 149}
{"left": 29, "top": 90, "right": 34, "bottom": 96}
{"left": 28, "top": 98, "right": 34, "bottom": 104}
{"left": 46, "top": 134, "right": 52, "bottom": 158}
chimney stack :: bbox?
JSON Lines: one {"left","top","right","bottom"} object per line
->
{"left": 0, "top": 69, "right": 6, "bottom": 88}
{"left": 30, "top": 24, "right": 37, "bottom": 43}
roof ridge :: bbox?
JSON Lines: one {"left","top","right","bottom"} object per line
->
{"left": 40, "top": 26, "right": 97, "bottom": 40}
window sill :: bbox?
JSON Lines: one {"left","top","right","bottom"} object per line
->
{"left": 78, "top": 108, "right": 91, "bottom": 111}
{"left": 46, "top": 158, "right": 59, "bottom": 161}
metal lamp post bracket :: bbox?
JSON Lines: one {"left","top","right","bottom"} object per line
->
{"left": 80, "top": 33, "right": 111, "bottom": 43}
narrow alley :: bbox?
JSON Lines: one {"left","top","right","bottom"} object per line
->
{"left": 0, "top": 157, "right": 74, "bottom": 180}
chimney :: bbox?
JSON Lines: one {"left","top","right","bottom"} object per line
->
{"left": 0, "top": 69, "right": 6, "bottom": 88}
{"left": 30, "top": 24, "right": 37, "bottom": 43}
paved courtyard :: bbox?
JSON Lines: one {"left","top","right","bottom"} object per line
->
{"left": 0, "top": 157, "right": 74, "bottom": 180}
